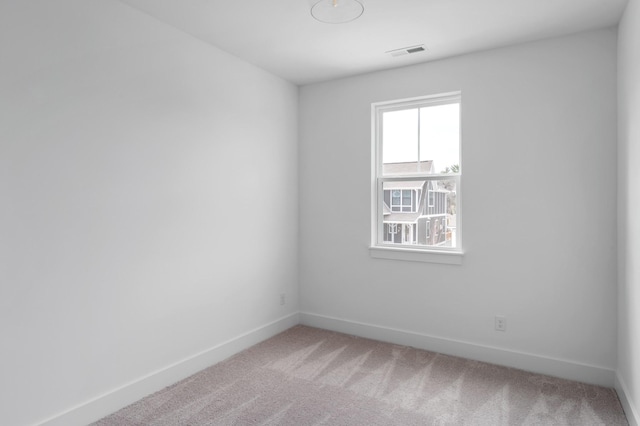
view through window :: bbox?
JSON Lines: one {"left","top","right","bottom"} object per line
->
{"left": 372, "top": 93, "right": 461, "bottom": 251}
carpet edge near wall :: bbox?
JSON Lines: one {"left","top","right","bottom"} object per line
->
{"left": 34, "top": 313, "right": 300, "bottom": 426}
{"left": 299, "top": 312, "right": 615, "bottom": 388}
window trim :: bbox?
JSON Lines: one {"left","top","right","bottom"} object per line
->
{"left": 370, "top": 92, "right": 463, "bottom": 264}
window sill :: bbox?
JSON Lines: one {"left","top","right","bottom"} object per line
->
{"left": 369, "top": 246, "right": 463, "bottom": 265}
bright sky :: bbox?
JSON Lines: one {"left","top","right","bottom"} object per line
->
{"left": 382, "top": 103, "right": 460, "bottom": 173}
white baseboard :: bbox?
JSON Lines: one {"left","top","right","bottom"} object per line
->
{"left": 616, "top": 373, "right": 639, "bottom": 426}
{"left": 36, "top": 313, "right": 300, "bottom": 426}
{"left": 300, "top": 312, "right": 615, "bottom": 388}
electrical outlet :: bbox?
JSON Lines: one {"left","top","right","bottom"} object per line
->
{"left": 280, "top": 293, "right": 286, "bottom": 306}
{"left": 495, "top": 316, "right": 506, "bottom": 332}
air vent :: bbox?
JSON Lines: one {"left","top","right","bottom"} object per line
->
{"left": 386, "top": 45, "right": 427, "bottom": 57}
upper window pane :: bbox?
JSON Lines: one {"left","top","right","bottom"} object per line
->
{"left": 382, "top": 102, "right": 460, "bottom": 176}
{"left": 382, "top": 109, "right": 419, "bottom": 165}
{"left": 420, "top": 103, "right": 460, "bottom": 174}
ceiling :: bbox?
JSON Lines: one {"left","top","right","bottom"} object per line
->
{"left": 118, "top": 0, "right": 628, "bottom": 85}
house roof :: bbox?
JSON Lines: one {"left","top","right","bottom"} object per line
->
{"left": 383, "top": 161, "right": 433, "bottom": 176}
{"left": 384, "top": 213, "right": 449, "bottom": 224}
{"left": 383, "top": 213, "right": 422, "bottom": 224}
{"left": 384, "top": 181, "right": 425, "bottom": 190}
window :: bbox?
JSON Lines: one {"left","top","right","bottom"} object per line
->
{"left": 388, "top": 189, "right": 416, "bottom": 212}
{"left": 385, "top": 223, "right": 399, "bottom": 243}
{"left": 370, "top": 92, "right": 462, "bottom": 262}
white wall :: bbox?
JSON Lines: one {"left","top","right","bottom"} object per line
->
{"left": 618, "top": 0, "right": 640, "bottom": 423}
{"left": 0, "top": 1, "right": 298, "bottom": 425}
{"left": 299, "top": 29, "right": 618, "bottom": 384}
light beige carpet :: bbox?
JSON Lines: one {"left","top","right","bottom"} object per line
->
{"left": 94, "top": 325, "right": 628, "bottom": 425}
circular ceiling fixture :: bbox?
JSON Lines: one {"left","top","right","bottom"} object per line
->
{"left": 311, "top": 0, "right": 364, "bottom": 24}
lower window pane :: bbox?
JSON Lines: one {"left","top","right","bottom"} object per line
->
{"left": 381, "top": 179, "right": 457, "bottom": 248}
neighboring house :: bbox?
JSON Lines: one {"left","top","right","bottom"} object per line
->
{"left": 382, "top": 161, "right": 452, "bottom": 246}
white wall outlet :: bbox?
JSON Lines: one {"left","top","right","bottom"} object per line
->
{"left": 280, "top": 293, "right": 286, "bottom": 306}
{"left": 495, "top": 316, "right": 506, "bottom": 332}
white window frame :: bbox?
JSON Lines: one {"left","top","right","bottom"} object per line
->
{"left": 369, "top": 92, "right": 463, "bottom": 264}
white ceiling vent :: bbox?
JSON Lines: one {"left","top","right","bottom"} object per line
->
{"left": 386, "top": 45, "right": 427, "bottom": 57}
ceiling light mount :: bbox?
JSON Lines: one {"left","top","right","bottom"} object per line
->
{"left": 311, "top": 0, "right": 364, "bottom": 24}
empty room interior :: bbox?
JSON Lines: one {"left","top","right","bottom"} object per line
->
{"left": 1, "top": 0, "right": 639, "bottom": 424}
